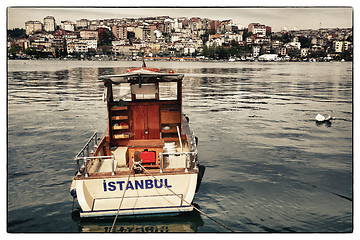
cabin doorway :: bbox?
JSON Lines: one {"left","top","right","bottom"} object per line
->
{"left": 132, "top": 104, "right": 160, "bottom": 139}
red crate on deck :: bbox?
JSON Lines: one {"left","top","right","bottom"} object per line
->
{"left": 140, "top": 150, "right": 156, "bottom": 164}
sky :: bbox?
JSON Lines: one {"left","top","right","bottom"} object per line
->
{"left": 6, "top": 6, "right": 353, "bottom": 32}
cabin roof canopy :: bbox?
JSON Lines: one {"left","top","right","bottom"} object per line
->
{"left": 100, "top": 68, "right": 184, "bottom": 85}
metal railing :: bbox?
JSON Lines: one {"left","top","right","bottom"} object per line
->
{"left": 74, "top": 132, "right": 114, "bottom": 177}
{"left": 74, "top": 132, "right": 98, "bottom": 160}
{"left": 74, "top": 132, "right": 200, "bottom": 176}
{"left": 76, "top": 155, "right": 115, "bottom": 177}
{"left": 158, "top": 130, "right": 199, "bottom": 173}
{"left": 190, "top": 131, "right": 198, "bottom": 153}
{"left": 159, "top": 151, "right": 197, "bottom": 173}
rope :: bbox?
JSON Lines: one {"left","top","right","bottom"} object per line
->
{"left": 110, "top": 166, "right": 133, "bottom": 232}
{"left": 139, "top": 165, "right": 235, "bottom": 232}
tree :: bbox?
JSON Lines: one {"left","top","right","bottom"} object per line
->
{"left": 98, "top": 28, "right": 114, "bottom": 45}
{"left": 54, "top": 48, "right": 67, "bottom": 58}
{"left": 201, "top": 32, "right": 209, "bottom": 44}
{"left": 99, "top": 44, "right": 112, "bottom": 55}
{"left": 7, "top": 28, "right": 26, "bottom": 39}
{"left": 202, "top": 44, "right": 210, "bottom": 57}
{"left": 341, "top": 50, "right": 352, "bottom": 61}
{"left": 281, "top": 32, "right": 292, "bottom": 43}
{"left": 287, "top": 48, "right": 300, "bottom": 58}
{"left": 9, "top": 44, "right": 22, "bottom": 54}
{"left": 230, "top": 39, "right": 239, "bottom": 47}
{"left": 299, "top": 36, "right": 311, "bottom": 48}
{"left": 242, "top": 28, "right": 252, "bottom": 39}
{"left": 228, "top": 46, "right": 238, "bottom": 57}
{"left": 309, "top": 49, "right": 326, "bottom": 59}
{"left": 217, "top": 47, "right": 229, "bottom": 59}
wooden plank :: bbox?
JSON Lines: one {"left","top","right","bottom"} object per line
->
{"left": 161, "top": 129, "right": 178, "bottom": 133}
{"left": 127, "top": 139, "right": 164, "bottom": 147}
{"left": 111, "top": 106, "right": 128, "bottom": 111}
{"left": 113, "top": 125, "right": 129, "bottom": 130}
{"left": 161, "top": 110, "right": 181, "bottom": 124}
{"left": 160, "top": 137, "right": 180, "bottom": 142}
{"left": 132, "top": 105, "right": 147, "bottom": 139}
{"left": 112, "top": 116, "right": 128, "bottom": 120}
{"left": 113, "top": 134, "right": 130, "bottom": 139}
{"left": 147, "top": 104, "right": 160, "bottom": 139}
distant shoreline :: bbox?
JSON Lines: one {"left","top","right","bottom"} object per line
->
{"left": 7, "top": 58, "right": 351, "bottom": 63}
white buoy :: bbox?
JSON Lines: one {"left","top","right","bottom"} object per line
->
{"left": 315, "top": 114, "right": 326, "bottom": 122}
{"left": 315, "top": 114, "right": 333, "bottom": 122}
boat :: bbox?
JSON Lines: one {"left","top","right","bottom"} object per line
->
{"left": 70, "top": 62, "right": 205, "bottom": 218}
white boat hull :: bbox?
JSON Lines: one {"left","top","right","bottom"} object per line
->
{"left": 74, "top": 173, "right": 198, "bottom": 217}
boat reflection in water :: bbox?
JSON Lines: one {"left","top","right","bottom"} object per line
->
{"left": 71, "top": 205, "right": 204, "bottom": 233}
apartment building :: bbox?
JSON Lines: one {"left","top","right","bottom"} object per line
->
{"left": 76, "top": 19, "right": 89, "bottom": 29}
{"left": 272, "top": 40, "right": 282, "bottom": 49}
{"left": 246, "top": 37, "right": 253, "bottom": 45}
{"left": 25, "top": 21, "right": 43, "bottom": 35}
{"left": 146, "top": 42, "right": 162, "bottom": 54}
{"left": 343, "top": 41, "right": 351, "bottom": 51}
{"left": 67, "top": 39, "right": 90, "bottom": 54}
{"left": 51, "top": 38, "right": 66, "bottom": 53}
{"left": 132, "top": 41, "right": 146, "bottom": 49}
{"left": 285, "top": 41, "right": 301, "bottom": 49}
{"left": 61, "top": 21, "right": 75, "bottom": 32}
{"left": 112, "top": 45, "right": 136, "bottom": 56}
{"left": 248, "top": 23, "right": 266, "bottom": 36}
{"left": 334, "top": 41, "right": 342, "bottom": 52}
{"left": 206, "top": 37, "right": 224, "bottom": 47}
{"left": 277, "top": 47, "right": 287, "bottom": 56}
{"left": 311, "top": 37, "right": 326, "bottom": 46}
{"left": 112, "top": 24, "right": 127, "bottom": 40}
{"left": 332, "top": 41, "right": 352, "bottom": 53}
{"left": 44, "top": 16, "right": 56, "bottom": 32}
{"left": 252, "top": 45, "right": 261, "bottom": 57}
{"left": 134, "top": 27, "right": 155, "bottom": 42}
{"left": 84, "top": 39, "right": 98, "bottom": 50}
{"left": 112, "top": 39, "right": 129, "bottom": 46}
{"left": 30, "top": 39, "right": 52, "bottom": 52}
{"left": 80, "top": 29, "right": 99, "bottom": 40}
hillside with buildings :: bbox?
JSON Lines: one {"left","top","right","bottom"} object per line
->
{"left": 7, "top": 15, "right": 353, "bottom": 61}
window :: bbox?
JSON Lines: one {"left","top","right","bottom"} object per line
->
{"left": 159, "top": 82, "right": 178, "bottom": 100}
{"left": 113, "top": 83, "right": 131, "bottom": 101}
{"left": 131, "top": 83, "right": 157, "bottom": 100}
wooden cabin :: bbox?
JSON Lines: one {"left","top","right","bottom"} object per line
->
{"left": 92, "top": 67, "right": 193, "bottom": 173}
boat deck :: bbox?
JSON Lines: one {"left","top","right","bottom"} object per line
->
{"left": 82, "top": 138, "right": 194, "bottom": 179}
